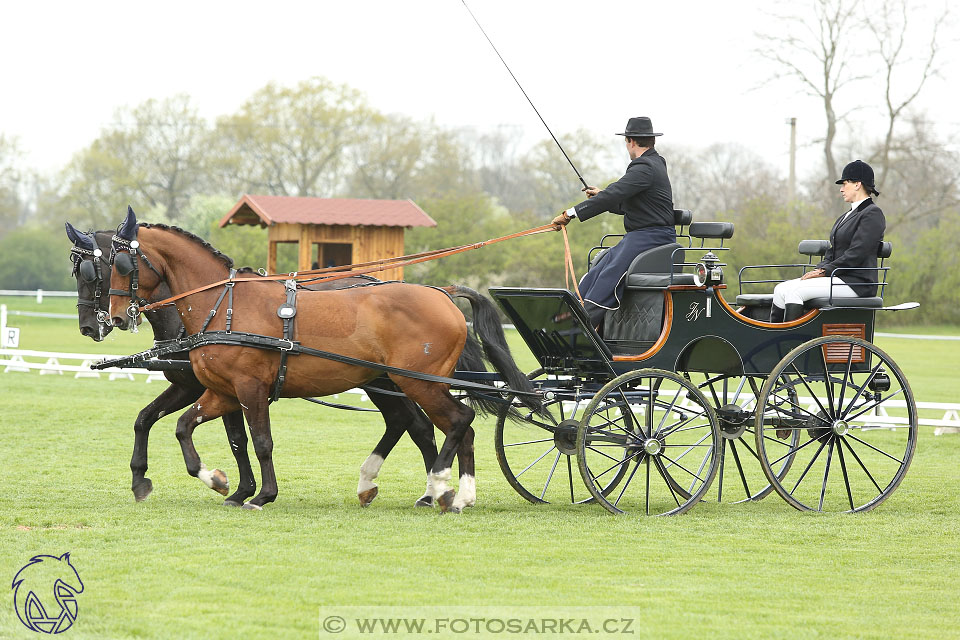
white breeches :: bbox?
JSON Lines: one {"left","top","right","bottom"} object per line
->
{"left": 772, "top": 277, "right": 858, "bottom": 308}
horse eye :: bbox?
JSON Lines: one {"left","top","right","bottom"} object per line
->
{"left": 114, "top": 252, "right": 135, "bottom": 276}
{"left": 79, "top": 260, "right": 98, "bottom": 283}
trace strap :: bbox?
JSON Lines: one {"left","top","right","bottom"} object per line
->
{"left": 92, "top": 331, "right": 542, "bottom": 398}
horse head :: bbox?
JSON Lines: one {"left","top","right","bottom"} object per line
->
{"left": 65, "top": 222, "right": 112, "bottom": 341}
{"left": 108, "top": 206, "right": 164, "bottom": 331}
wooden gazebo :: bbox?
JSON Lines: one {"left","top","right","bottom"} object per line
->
{"left": 219, "top": 195, "right": 436, "bottom": 281}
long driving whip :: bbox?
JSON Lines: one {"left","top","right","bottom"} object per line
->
{"left": 461, "top": 0, "right": 590, "bottom": 190}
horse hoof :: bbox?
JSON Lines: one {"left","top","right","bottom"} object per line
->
{"left": 358, "top": 486, "right": 378, "bottom": 507}
{"left": 437, "top": 490, "right": 457, "bottom": 513}
{"left": 222, "top": 500, "right": 243, "bottom": 508}
{"left": 414, "top": 496, "right": 434, "bottom": 508}
{"left": 132, "top": 478, "right": 153, "bottom": 502}
{"left": 210, "top": 469, "right": 230, "bottom": 496}
{"left": 241, "top": 502, "right": 263, "bottom": 511}
{"left": 444, "top": 505, "right": 462, "bottom": 515}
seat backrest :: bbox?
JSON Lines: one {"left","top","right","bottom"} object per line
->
{"left": 624, "top": 243, "right": 685, "bottom": 276}
{"left": 674, "top": 209, "right": 693, "bottom": 226}
{"left": 689, "top": 222, "right": 734, "bottom": 240}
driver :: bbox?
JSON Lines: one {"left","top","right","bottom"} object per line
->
{"left": 552, "top": 116, "right": 675, "bottom": 328}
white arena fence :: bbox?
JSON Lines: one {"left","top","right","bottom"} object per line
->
{"left": 2, "top": 293, "right": 959, "bottom": 433}
{"left": 2, "top": 347, "right": 959, "bottom": 434}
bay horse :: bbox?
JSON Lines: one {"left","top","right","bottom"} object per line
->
{"left": 66, "top": 221, "right": 495, "bottom": 509}
{"left": 106, "top": 208, "right": 535, "bottom": 511}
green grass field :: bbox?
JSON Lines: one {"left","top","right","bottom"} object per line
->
{"left": 2, "top": 296, "right": 960, "bottom": 638}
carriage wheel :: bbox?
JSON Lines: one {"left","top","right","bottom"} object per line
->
{"left": 755, "top": 336, "right": 917, "bottom": 512}
{"left": 495, "top": 369, "right": 629, "bottom": 504}
{"left": 576, "top": 369, "right": 721, "bottom": 515}
{"left": 697, "top": 374, "right": 800, "bottom": 503}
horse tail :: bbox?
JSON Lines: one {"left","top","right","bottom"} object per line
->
{"left": 446, "top": 285, "right": 540, "bottom": 416}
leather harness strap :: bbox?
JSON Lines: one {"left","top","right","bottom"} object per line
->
{"left": 271, "top": 280, "right": 299, "bottom": 402}
{"left": 92, "top": 330, "right": 541, "bottom": 398}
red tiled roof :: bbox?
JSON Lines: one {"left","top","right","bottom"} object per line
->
{"left": 219, "top": 195, "right": 436, "bottom": 228}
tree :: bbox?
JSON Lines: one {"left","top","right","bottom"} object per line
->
{"left": 868, "top": 0, "right": 950, "bottom": 186}
{"left": 756, "top": 0, "right": 865, "bottom": 184}
{"left": 0, "top": 134, "right": 28, "bottom": 235}
{"left": 57, "top": 95, "right": 210, "bottom": 228}
{"left": 212, "top": 77, "right": 375, "bottom": 198}
{"left": 0, "top": 226, "right": 73, "bottom": 290}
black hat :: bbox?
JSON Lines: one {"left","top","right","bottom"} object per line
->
{"left": 835, "top": 160, "right": 875, "bottom": 187}
{"left": 615, "top": 116, "right": 663, "bottom": 137}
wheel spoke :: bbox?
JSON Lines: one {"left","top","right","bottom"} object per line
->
{"left": 729, "top": 439, "right": 752, "bottom": 499}
{"left": 840, "top": 437, "right": 884, "bottom": 493}
{"left": 769, "top": 391, "right": 828, "bottom": 424}
{"left": 836, "top": 439, "right": 855, "bottom": 511}
{"left": 503, "top": 437, "right": 555, "bottom": 447}
{"left": 717, "top": 441, "right": 726, "bottom": 501}
{"left": 659, "top": 452, "right": 707, "bottom": 484}
{"left": 817, "top": 438, "right": 835, "bottom": 511}
{"left": 843, "top": 388, "right": 905, "bottom": 423}
{"left": 645, "top": 457, "right": 651, "bottom": 515}
{"left": 836, "top": 344, "right": 855, "bottom": 413}
{"left": 838, "top": 361, "right": 883, "bottom": 419}
{"left": 790, "top": 437, "right": 830, "bottom": 496}
{"left": 567, "top": 454, "right": 575, "bottom": 503}
{"left": 819, "top": 349, "right": 837, "bottom": 419}
{"left": 845, "top": 433, "right": 906, "bottom": 465}
{"left": 653, "top": 456, "right": 683, "bottom": 508}
{"left": 769, "top": 435, "right": 821, "bottom": 467}
{"left": 789, "top": 363, "right": 832, "bottom": 419}
{"left": 540, "top": 451, "right": 562, "bottom": 500}
{"left": 614, "top": 457, "right": 643, "bottom": 507}
{"left": 516, "top": 445, "right": 557, "bottom": 478}
{"left": 587, "top": 446, "right": 642, "bottom": 480}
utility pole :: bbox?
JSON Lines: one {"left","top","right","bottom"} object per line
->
{"left": 787, "top": 117, "right": 797, "bottom": 202}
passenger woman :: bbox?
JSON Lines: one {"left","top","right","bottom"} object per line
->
{"left": 770, "top": 160, "right": 886, "bottom": 323}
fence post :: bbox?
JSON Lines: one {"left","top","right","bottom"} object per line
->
{"left": 0, "top": 304, "right": 6, "bottom": 346}
{"left": 37, "top": 289, "right": 44, "bottom": 304}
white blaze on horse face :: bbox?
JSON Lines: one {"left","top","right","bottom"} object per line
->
{"left": 357, "top": 454, "right": 384, "bottom": 495}
{"left": 452, "top": 474, "right": 476, "bottom": 510}
{"left": 429, "top": 467, "right": 452, "bottom": 499}
{"left": 197, "top": 463, "right": 215, "bottom": 488}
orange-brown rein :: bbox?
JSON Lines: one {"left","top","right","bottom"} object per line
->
{"left": 136, "top": 223, "right": 566, "bottom": 312}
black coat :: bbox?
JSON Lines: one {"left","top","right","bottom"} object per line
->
{"left": 572, "top": 148, "right": 674, "bottom": 231}
{"left": 817, "top": 198, "right": 886, "bottom": 297}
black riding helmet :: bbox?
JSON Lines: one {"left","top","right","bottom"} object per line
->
{"left": 836, "top": 160, "right": 880, "bottom": 196}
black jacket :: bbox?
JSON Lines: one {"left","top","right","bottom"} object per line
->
{"left": 573, "top": 148, "right": 674, "bottom": 231}
{"left": 817, "top": 198, "right": 886, "bottom": 297}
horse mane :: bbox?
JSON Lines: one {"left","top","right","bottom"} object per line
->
{"left": 139, "top": 223, "right": 235, "bottom": 269}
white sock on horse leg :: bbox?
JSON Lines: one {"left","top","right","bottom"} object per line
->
{"left": 357, "top": 454, "right": 384, "bottom": 495}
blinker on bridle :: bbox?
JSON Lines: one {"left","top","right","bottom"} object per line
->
{"left": 70, "top": 245, "right": 110, "bottom": 326}
{"left": 109, "top": 232, "right": 162, "bottom": 332}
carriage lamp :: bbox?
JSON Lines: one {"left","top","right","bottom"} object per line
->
{"left": 693, "top": 251, "right": 724, "bottom": 287}
{"left": 869, "top": 369, "right": 891, "bottom": 393}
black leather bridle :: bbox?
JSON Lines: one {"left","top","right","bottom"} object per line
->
{"left": 70, "top": 244, "right": 110, "bottom": 326}
{"left": 109, "top": 231, "right": 163, "bottom": 328}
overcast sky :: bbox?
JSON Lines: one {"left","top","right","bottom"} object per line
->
{"left": 2, "top": 0, "right": 957, "bottom": 182}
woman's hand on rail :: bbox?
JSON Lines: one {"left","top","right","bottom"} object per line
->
{"left": 800, "top": 268, "right": 825, "bottom": 280}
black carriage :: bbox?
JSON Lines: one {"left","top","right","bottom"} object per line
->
{"left": 488, "top": 211, "right": 918, "bottom": 515}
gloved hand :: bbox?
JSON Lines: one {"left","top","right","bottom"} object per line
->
{"left": 551, "top": 212, "right": 572, "bottom": 227}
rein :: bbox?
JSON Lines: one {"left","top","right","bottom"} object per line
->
{"left": 132, "top": 223, "right": 561, "bottom": 313}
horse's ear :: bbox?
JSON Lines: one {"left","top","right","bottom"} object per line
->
{"left": 64, "top": 222, "right": 95, "bottom": 250}
{"left": 118, "top": 205, "right": 138, "bottom": 240}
